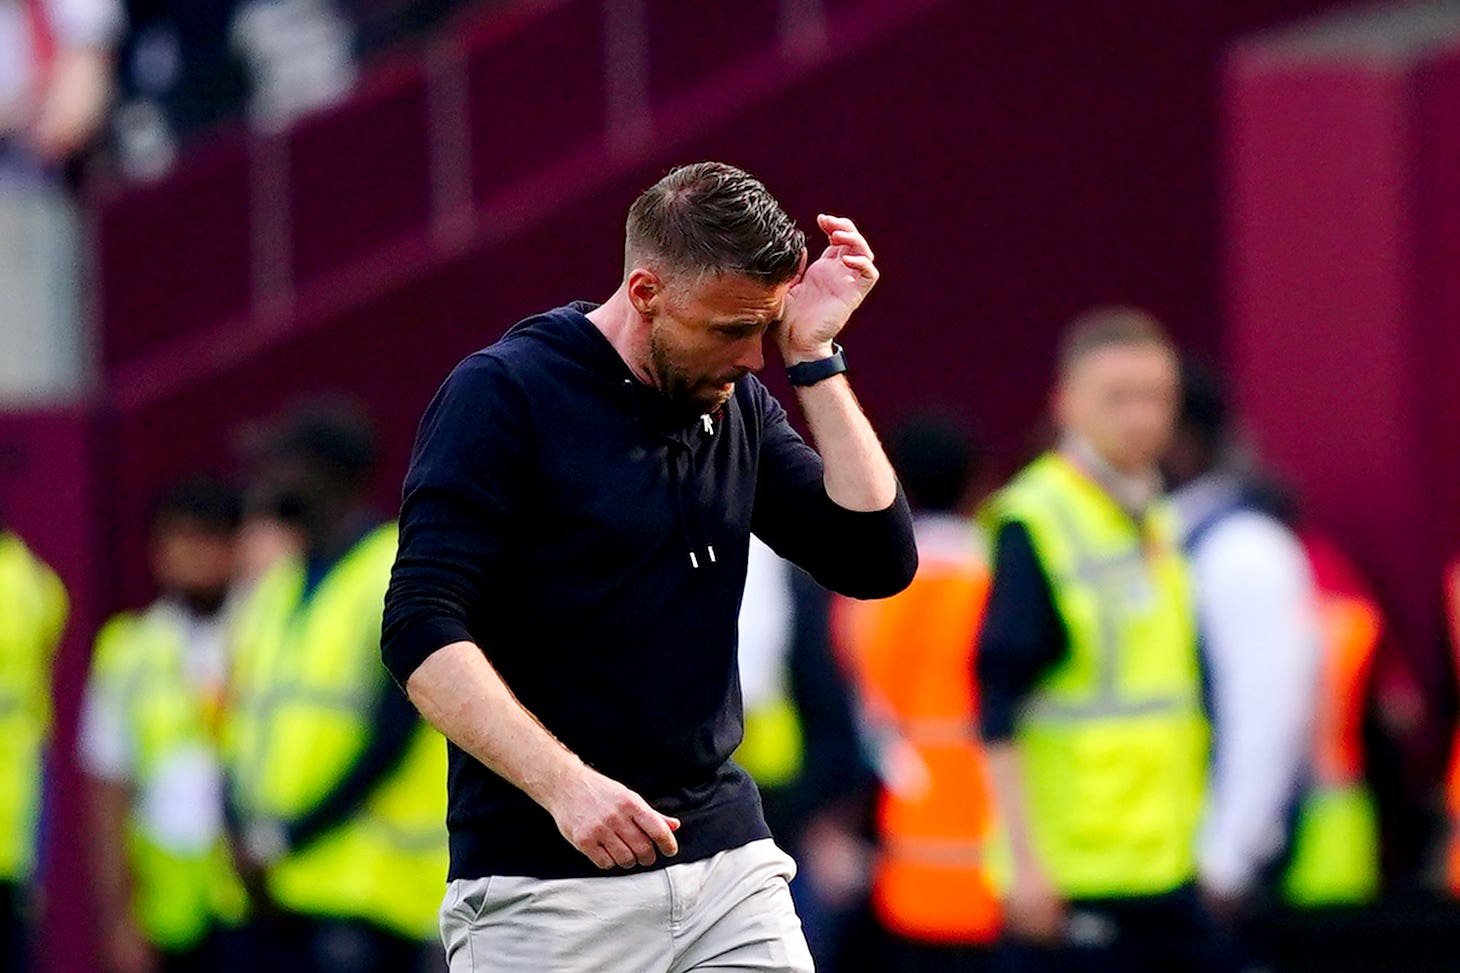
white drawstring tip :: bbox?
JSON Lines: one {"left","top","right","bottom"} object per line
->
{"left": 689, "top": 551, "right": 700, "bottom": 569}
{"left": 707, "top": 545, "right": 717, "bottom": 563}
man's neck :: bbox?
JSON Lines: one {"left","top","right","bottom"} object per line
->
{"left": 586, "top": 288, "right": 657, "bottom": 387}
{"left": 1060, "top": 434, "right": 1162, "bottom": 519}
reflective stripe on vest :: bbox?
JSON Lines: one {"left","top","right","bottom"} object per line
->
{"left": 1020, "top": 497, "right": 1189, "bottom": 725}
{"left": 995, "top": 454, "right": 1207, "bottom": 900}
{"left": 88, "top": 607, "right": 246, "bottom": 949}
{"left": 223, "top": 525, "right": 447, "bottom": 940}
{"left": 838, "top": 521, "right": 1000, "bottom": 944}
{"left": 0, "top": 533, "right": 66, "bottom": 881}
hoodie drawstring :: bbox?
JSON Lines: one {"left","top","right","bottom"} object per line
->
{"left": 669, "top": 415, "right": 717, "bottom": 570}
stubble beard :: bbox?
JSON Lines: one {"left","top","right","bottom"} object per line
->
{"left": 649, "top": 323, "right": 735, "bottom": 416}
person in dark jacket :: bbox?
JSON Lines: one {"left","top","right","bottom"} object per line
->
{"left": 382, "top": 161, "right": 916, "bottom": 972}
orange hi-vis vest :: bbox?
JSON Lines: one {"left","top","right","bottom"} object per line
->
{"left": 835, "top": 516, "right": 1000, "bottom": 945}
{"left": 1308, "top": 594, "right": 1380, "bottom": 793}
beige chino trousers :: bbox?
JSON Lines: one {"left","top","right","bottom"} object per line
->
{"left": 440, "top": 838, "right": 814, "bottom": 972}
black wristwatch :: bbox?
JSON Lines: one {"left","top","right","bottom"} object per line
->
{"left": 786, "top": 343, "right": 847, "bottom": 387}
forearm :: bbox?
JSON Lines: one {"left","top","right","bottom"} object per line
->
{"left": 405, "top": 640, "right": 582, "bottom": 810}
{"left": 87, "top": 777, "right": 134, "bottom": 923}
{"left": 793, "top": 374, "right": 897, "bottom": 512}
{"left": 985, "top": 743, "right": 1042, "bottom": 873}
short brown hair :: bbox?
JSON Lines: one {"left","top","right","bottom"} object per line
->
{"left": 1058, "top": 306, "right": 1175, "bottom": 372}
{"left": 625, "top": 162, "right": 806, "bottom": 284}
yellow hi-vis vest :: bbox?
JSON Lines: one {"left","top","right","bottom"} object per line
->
{"left": 737, "top": 698, "right": 804, "bottom": 791}
{"left": 87, "top": 606, "right": 247, "bottom": 950}
{"left": 224, "top": 525, "right": 447, "bottom": 940}
{"left": 993, "top": 454, "right": 1207, "bottom": 900}
{"left": 0, "top": 532, "right": 67, "bottom": 882}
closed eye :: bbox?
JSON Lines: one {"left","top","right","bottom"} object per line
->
{"left": 715, "top": 320, "right": 775, "bottom": 339}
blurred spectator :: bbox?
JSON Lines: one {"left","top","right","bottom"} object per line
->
{"left": 111, "top": 0, "right": 360, "bottom": 179}
{"left": 78, "top": 476, "right": 247, "bottom": 973}
{"left": 233, "top": 512, "right": 302, "bottom": 592}
{"left": 0, "top": 0, "right": 122, "bottom": 399}
{"left": 109, "top": 0, "right": 249, "bottom": 178}
{"left": 0, "top": 520, "right": 69, "bottom": 973}
{"left": 834, "top": 415, "right": 1000, "bottom": 972}
{"left": 222, "top": 401, "right": 446, "bottom": 973}
{"left": 1168, "top": 358, "right": 1381, "bottom": 916}
{"left": 0, "top": 0, "right": 120, "bottom": 166}
{"left": 230, "top": 0, "right": 355, "bottom": 132}
{"left": 977, "top": 308, "right": 1229, "bottom": 972}
{"left": 109, "top": 0, "right": 467, "bottom": 181}
{"left": 1165, "top": 359, "right": 1323, "bottom": 913}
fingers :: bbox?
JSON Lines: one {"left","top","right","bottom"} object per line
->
{"left": 586, "top": 813, "right": 676, "bottom": 869}
{"left": 584, "top": 842, "right": 617, "bottom": 870}
{"left": 617, "top": 818, "right": 660, "bottom": 867}
{"left": 817, "top": 213, "right": 874, "bottom": 262}
{"left": 840, "top": 254, "right": 878, "bottom": 283}
{"left": 599, "top": 833, "right": 641, "bottom": 869}
{"left": 635, "top": 807, "right": 681, "bottom": 858}
{"left": 569, "top": 786, "right": 681, "bottom": 870}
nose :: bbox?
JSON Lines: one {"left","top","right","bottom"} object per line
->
{"left": 735, "top": 338, "right": 765, "bottom": 374}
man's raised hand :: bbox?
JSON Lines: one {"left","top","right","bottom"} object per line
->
{"left": 778, "top": 214, "right": 880, "bottom": 365}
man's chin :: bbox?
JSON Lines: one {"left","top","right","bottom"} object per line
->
{"left": 704, "top": 382, "right": 736, "bottom": 410}
{"left": 662, "top": 378, "right": 736, "bottom": 417}
{"left": 681, "top": 381, "right": 733, "bottom": 413}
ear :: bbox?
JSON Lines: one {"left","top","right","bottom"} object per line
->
{"left": 626, "top": 267, "right": 663, "bottom": 318}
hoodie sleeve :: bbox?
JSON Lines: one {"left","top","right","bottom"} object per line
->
{"left": 749, "top": 383, "right": 916, "bottom": 600}
{"left": 381, "top": 353, "right": 531, "bottom": 686}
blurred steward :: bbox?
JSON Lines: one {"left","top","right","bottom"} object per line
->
{"left": 221, "top": 402, "right": 446, "bottom": 973}
{"left": 78, "top": 476, "right": 248, "bottom": 973}
{"left": 0, "top": 517, "right": 68, "bottom": 973}
{"left": 977, "top": 308, "right": 1230, "bottom": 972}
{"left": 834, "top": 415, "right": 999, "bottom": 972}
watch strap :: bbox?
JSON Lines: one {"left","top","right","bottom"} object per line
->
{"left": 786, "top": 342, "right": 847, "bottom": 387}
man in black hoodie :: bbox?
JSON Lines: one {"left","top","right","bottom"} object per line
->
{"left": 383, "top": 161, "right": 917, "bottom": 972}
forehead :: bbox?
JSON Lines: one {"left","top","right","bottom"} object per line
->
{"left": 1067, "top": 342, "right": 1178, "bottom": 386}
{"left": 676, "top": 272, "right": 790, "bottom": 321}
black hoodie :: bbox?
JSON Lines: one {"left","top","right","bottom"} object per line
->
{"left": 382, "top": 302, "right": 916, "bottom": 880}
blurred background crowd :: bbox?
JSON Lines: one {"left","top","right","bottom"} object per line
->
{"left": 3, "top": 0, "right": 1460, "bottom": 970}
